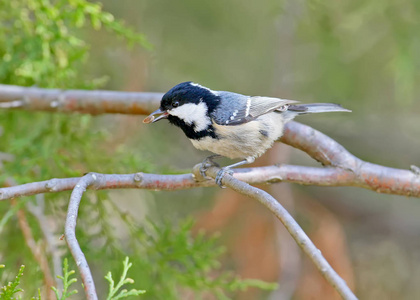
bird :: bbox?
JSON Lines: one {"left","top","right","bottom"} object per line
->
{"left": 143, "top": 82, "right": 350, "bottom": 187}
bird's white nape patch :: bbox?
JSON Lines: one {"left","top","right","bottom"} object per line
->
{"left": 189, "top": 82, "right": 219, "bottom": 96}
{"left": 169, "top": 102, "right": 211, "bottom": 132}
{"left": 245, "top": 98, "right": 251, "bottom": 117}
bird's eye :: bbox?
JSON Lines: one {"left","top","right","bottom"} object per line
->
{"left": 172, "top": 101, "right": 179, "bottom": 108}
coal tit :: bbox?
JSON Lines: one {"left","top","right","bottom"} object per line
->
{"left": 144, "top": 82, "right": 350, "bottom": 186}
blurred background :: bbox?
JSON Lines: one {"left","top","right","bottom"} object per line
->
{"left": 1, "top": 0, "right": 420, "bottom": 299}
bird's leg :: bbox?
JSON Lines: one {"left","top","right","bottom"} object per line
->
{"left": 215, "top": 157, "right": 255, "bottom": 188}
{"left": 200, "top": 155, "right": 222, "bottom": 178}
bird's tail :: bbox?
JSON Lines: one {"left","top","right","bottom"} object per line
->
{"left": 287, "top": 103, "right": 351, "bottom": 114}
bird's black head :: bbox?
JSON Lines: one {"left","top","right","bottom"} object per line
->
{"left": 159, "top": 81, "right": 220, "bottom": 112}
{"left": 143, "top": 82, "right": 220, "bottom": 140}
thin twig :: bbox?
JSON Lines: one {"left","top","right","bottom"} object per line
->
{"left": 13, "top": 199, "right": 56, "bottom": 299}
{"left": 202, "top": 167, "right": 357, "bottom": 300}
{"left": 65, "top": 173, "right": 98, "bottom": 300}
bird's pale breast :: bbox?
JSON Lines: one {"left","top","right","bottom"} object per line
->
{"left": 190, "top": 112, "right": 285, "bottom": 159}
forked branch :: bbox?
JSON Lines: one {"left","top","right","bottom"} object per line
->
{"left": 0, "top": 122, "right": 419, "bottom": 200}
{"left": 202, "top": 166, "right": 357, "bottom": 300}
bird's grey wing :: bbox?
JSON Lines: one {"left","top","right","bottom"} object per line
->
{"left": 212, "top": 94, "right": 298, "bottom": 126}
{"left": 247, "top": 96, "right": 299, "bottom": 119}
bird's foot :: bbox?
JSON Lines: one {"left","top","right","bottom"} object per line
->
{"left": 215, "top": 167, "right": 234, "bottom": 188}
{"left": 199, "top": 155, "right": 221, "bottom": 179}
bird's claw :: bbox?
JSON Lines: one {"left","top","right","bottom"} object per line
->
{"left": 215, "top": 168, "right": 234, "bottom": 188}
{"left": 199, "top": 156, "right": 220, "bottom": 179}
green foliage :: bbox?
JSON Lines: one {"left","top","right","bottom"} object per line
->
{"left": 105, "top": 257, "right": 145, "bottom": 300}
{"left": 0, "top": 0, "right": 152, "bottom": 297}
{"left": 51, "top": 259, "right": 78, "bottom": 300}
{"left": 113, "top": 217, "right": 277, "bottom": 299}
{"left": 79, "top": 195, "right": 277, "bottom": 299}
{"left": 0, "top": 0, "right": 150, "bottom": 88}
{"left": 0, "top": 265, "right": 25, "bottom": 299}
{"left": 0, "top": 0, "right": 153, "bottom": 182}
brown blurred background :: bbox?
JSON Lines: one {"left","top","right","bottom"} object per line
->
{"left": 84, "top": 0, "right": 420, "bottom": 298}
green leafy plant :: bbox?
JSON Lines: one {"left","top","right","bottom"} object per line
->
{"left": 105, "top": 257, "right": 145, "bottom": 300}
{"left": 51, "top": 259, "right": 78, "bottom": 300}
{"left": 0, "top": 1, "right": 151, "bottom": 296}
{"left": 0, "top": 265, "right": 25, "bottom": 300}
{"left": 0, "top": 0, "right": 150, "bottom": 88}
{"left": 116, "top": 217, "right": 278, "bottom": 299}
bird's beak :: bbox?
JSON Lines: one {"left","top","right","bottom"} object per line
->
{"left": 143, "top": 108, "right": 169, "bottom": 124}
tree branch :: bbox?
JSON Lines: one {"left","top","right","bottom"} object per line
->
{"left": 0, "top": 84, "right": 418, "bottom": 197}
{"left": 65, "top": 173, "right": 98, "bottom": 300}
{"left": 60, "top": 169, "right": 361, "bottom": 300}
{"left": 280, "top": 122, "right": 420, "bottom": 197}
{"left": 202, "top": 167, "right": 357, "bottom": 300}
{"left": 0, "top": 84, "right": 162, "bottom": 115}
{"left": 0, "top": 161, "right": 419, "bottom": 201}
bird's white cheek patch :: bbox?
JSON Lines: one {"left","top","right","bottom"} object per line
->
{"left": 169, "top": 102, "right": 211, "bottom": 132}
